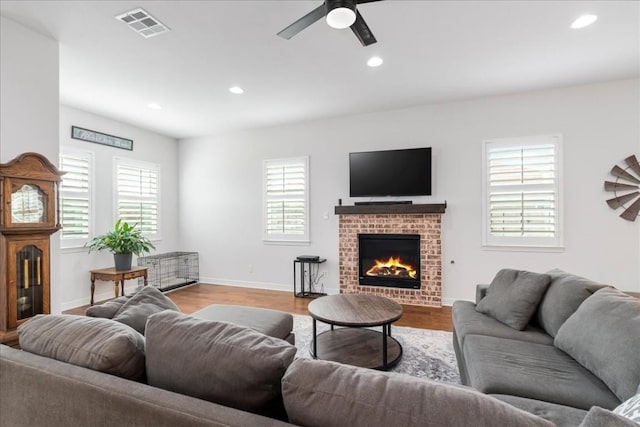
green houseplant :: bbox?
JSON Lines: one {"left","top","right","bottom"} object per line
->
{"left": 86, "top": 219, "right": 155, "bottom": 270}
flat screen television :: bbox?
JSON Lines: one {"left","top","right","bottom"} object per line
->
{"left": 349, "top": 147, "right": 432, "bottom": 197}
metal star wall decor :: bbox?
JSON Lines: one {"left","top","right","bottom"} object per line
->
{"left": 604, "top": 155, "right": 640, "bottom": 221}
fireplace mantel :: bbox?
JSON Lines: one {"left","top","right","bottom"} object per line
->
{"left": 334, "top": 203, "right": 446, "bottom": 215}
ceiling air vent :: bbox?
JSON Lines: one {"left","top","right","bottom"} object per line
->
{"left": 115, "top": 8, "right": 169, "bottom": 38}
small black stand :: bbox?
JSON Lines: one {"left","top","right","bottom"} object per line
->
{"left": 293, "top": 258, "right": 327, "bottom": 298}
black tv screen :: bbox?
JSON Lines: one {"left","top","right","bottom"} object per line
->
{"left": 349, "top": 147, "right": 432, "bottom": 197}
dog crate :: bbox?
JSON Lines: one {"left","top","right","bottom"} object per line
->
{"left": 137, "top": 252, "right": 199, "bottom": 291}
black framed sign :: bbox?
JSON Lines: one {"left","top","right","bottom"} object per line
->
{"left": 71, "top": 126, "right": 133, "bottom": 151}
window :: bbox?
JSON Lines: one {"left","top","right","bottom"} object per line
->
{"left": 115, "top": 158, "right": 160, "bottom": 238}
{"left": 263, "top": 157, "right": 309, "bottom": 243}
{"left": 59, "top": 151, "right": 92, "bottom": 247}
{"left": 482, "top": 135, "right": 563, "bottom": 250}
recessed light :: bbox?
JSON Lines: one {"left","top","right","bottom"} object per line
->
{"left": 367, "top": 56, "right": 384, "bottom": 67}
{"left": 229, "top": 86, "right": 244, "bottom": 94}
{"left": 571, "top": 14, "right": 598, "bottom": 29}
{"left": 147, "top": 103, "right": 162, "bottom": 110}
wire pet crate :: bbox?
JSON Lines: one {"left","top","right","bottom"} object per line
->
{"left": 137, "top": 252, "right": 199, "bottom": 292}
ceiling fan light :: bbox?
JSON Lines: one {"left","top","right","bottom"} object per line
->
{"left": 326, "top": 0, "right": 356, "bottom": 29}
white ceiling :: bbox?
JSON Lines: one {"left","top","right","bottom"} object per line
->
{"left": 1, "top": 1, "right": 638, "bottom": 139}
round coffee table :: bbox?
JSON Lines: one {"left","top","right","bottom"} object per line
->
{"left": 307, "top": 294, "right": 403, "bottom": 370}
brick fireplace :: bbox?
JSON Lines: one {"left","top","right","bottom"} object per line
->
{"left": 336, "top": 204, "right": 445, "bottom": 307}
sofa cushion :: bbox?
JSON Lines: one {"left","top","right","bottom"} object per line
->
{"left": 579, "top": 406, "right": 639, "bottom": 427}
{"left": 145, "top": 310, "right": 296, "bottom": 414}
{"left": 536, "top": 269, "right": 607, "bottom": 337}
{"left": 555, "top": 287, "right": 640, "bottom": 402}
{"left": 463, "top": 335, "right": 620, "bottom": 410}
{"left": 85, "top": 296, "right": 129, "bottom": 318}
{"left": 282, "top": 358, "right": 554, "bottom": 427}
{"left": 17, "top": 314, "right": 145, "bottom": 380}
{"left": 112, "top": 286, "right": 180, "bottom": 334}
{"left": 191, "top": 304, "right": 293, "bottom": 341}
{"left": 476, "top": 269, "right": 551, "bottom": 330}
{"left": 453, "top": 300, "right": 554, "bottom": 349}
{"left": 491, "top": 395, "right": 587, "bottom": 427}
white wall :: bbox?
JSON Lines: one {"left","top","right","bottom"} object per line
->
{"left": 0, "top": 16, "right": 61, "bottom": 312}
{"left": 179, "top": 79, "right": 640, "bottom": 303}
{"left": 59, "top": 106, "right": 180, "bottom": 309}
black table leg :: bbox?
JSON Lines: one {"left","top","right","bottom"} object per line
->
{"left": 312, "top": 318, "right": 317, "bottom": 358}
{"left": 382, "top": 323, "right": 388, "bottom": 369}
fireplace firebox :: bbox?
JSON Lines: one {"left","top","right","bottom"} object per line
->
{"left": 358, "top": 234, "right": 420, "bottom": 289}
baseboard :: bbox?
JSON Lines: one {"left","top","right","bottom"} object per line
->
{"left": 441, "top": 298, "right": 455, "bottom": 307}
{"left": 200, "top": 277, "right": 339, "bottom": 295}
{"left": 61, "top": 290, "right": 117, "bottom": 311}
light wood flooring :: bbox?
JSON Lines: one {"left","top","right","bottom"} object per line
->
{"left": 65, "top": 283, "right": 453, "bottom": 331}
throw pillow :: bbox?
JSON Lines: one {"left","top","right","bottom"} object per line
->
{"left": 536, "top": 269, "right": 607, "bottom": 337}
{"left": 613, "top": 391, "right": 640, "bottom": 423}
{"left": 555, "top": 287, "right": 640, "bottom": 402}
{"left": 145, "top": 310, "right": 297, "bottom": 414}
{"left": 579, "top": 406, "right": 639, "bottom": 427}
{"left": 17, "top": 314, "right": 145, "bottom": 380}
{"left": 476, "top": 269, "right": 552, "bottom": 330}
{"left": 85, "top": 295, "right": 130, "bottom": 318}
{"left": 282, "top": 358, "right": 554, "bottom": 427}
{"left": 111, "top": 285, "right": 180, "bottom": 334}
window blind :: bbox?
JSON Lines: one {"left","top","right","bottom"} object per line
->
{"left": 488, "top": 144, "right": 556, "bottom": 237}
{"left": 264, "top": 158, "right": 308, "bottom": 241}
{"left": 60, "top": 154, "right": 91, "bottom": 240}
{"left": 483, "top": 136, "right": 562, "bottom": 249}
{"left": 116, "top": 162, "right": 159, "bottom": 235}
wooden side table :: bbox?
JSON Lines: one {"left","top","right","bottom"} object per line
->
{"left": 89, "top": 266, "right": 148, "bottom": 306}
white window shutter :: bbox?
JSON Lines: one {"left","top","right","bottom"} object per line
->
{"left": 263, "top": 157, "right": 309, "bottom": 242}
{"left": 483, "top": 136, "right": 563, "bottom": 249}
{"left": 60, "top": 153, "right": 91, "bottom": 243}
{"left": 116, "top": 159, "right": 160, "bottom": 237}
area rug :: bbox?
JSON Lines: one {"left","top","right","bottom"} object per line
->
{"left": 292, "top": 315, "right": 460, "bottom": 384}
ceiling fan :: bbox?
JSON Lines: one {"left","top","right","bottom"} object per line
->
{"left": 277, "top": 0, "right": 382, "bottom": 47}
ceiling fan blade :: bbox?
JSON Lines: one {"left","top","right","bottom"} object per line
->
{"left": 356, "top": 0, "right": 383, "bottom": 4}
{"left": 277, "top": 4, "right": 326, "bottom": 40}
{"left": 350, "top": 10, "right": 377, "bottom": 46}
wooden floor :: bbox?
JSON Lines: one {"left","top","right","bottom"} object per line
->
{"left": 65, "top": 283, "right": 453, "bottom": 331}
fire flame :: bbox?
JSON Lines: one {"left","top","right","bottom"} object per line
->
{"left": 366, "top": 257, "right": 417, "bottom": 279}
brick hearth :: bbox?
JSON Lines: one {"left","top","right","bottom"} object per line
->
{"left": 338, "top": 213, "right": 442, "bottom": 307}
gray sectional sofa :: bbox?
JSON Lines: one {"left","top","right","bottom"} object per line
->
{"left": 1, "top": 277, "right": 638, "bottom": 427}
{"left": 453, "top": 269, "right": 640, "bottom": 427}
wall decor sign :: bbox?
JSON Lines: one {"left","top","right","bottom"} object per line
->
{"left": 71, "top": 126, "right": 133, "bottom": 151}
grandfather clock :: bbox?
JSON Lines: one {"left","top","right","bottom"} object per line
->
{"left": 0, "top": 153, "right": 64, "bottom": 346}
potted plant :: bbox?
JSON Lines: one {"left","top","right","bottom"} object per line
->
{"left": 86, "top": 219, "right": 155, "bottom": 270}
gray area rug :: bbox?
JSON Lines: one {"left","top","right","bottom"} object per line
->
{"left": 292, "top": 314, "right": 460, "bottom": 384}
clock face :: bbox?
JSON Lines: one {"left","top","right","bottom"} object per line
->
{"left": 11, "top": 184, "right": 45, "bottom": 224}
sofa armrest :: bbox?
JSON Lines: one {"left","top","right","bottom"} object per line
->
{"left": 476, "top": 285, "right": 489, "bottom": 304}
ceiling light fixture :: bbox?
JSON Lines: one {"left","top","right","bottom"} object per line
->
{"left": 367, "top": 56, "right": 383, "bottom": 67}
{"left": 571, "top": 14, "right": 598, "bottom": 29}
{"left": 147, "top": 103, "right": 162, "bottom": 110}
{"left": 326, "top": 0, "right": 357, "bottom": 29}
{"left": 229, "top": 86, "right": 244, "bottom": 94}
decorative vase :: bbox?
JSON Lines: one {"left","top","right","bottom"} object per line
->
{"left": 114, "top": 253, "right": 133, "bottom": 271}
